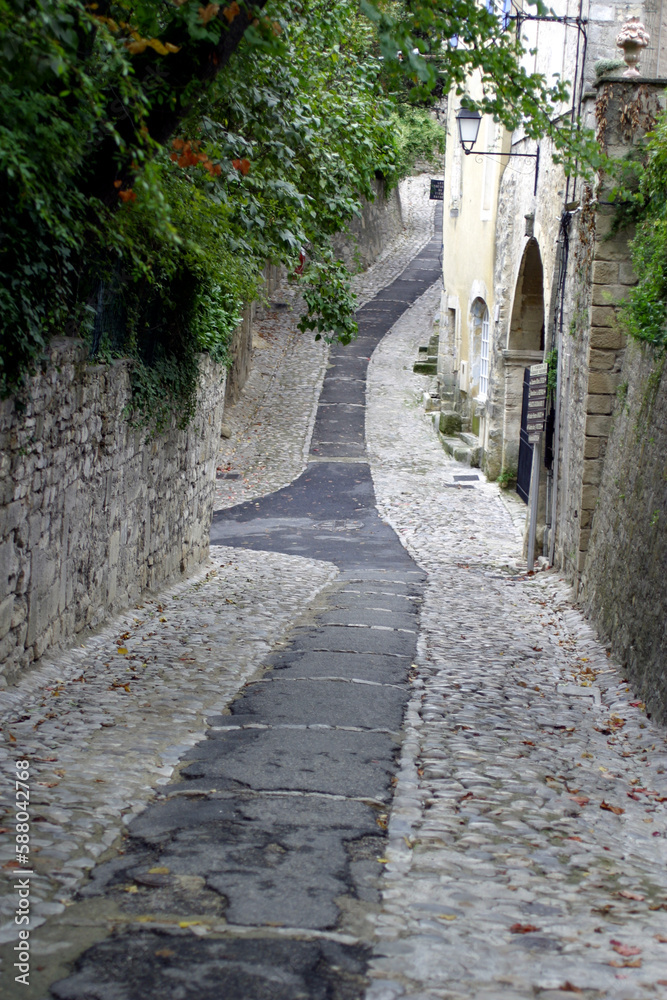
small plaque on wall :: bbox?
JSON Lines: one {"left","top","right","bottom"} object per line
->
{"left": 429, "top": 179, "right": 445, "bottom": 201}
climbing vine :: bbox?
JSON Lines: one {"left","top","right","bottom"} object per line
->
{"left": 619, "top": 106, "right": 667, "bottom": 352}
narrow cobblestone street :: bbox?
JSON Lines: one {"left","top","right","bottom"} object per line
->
{"left": 1, "top": 178, "right": 667, "bottom": 999}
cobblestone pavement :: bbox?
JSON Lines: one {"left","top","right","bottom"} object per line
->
{"left": 214, "top": 174, "right": 438, "bottom": 511}
{"left": 364, "top": 285, "right": 667, "bottom": 1000}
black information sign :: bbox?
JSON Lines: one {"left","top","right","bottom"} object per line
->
{"left": 429, "top": 179, "right": 444, "bottom": 201}
{"left": 527, "top": 362, "right": 548, "bottom": 443}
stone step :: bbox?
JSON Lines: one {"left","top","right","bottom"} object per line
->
{"left": 435, "top": 428, "right": 482, "bottom": 468}
{"left": 413, "top": 359, "right": 437, "bottom": 374}
{"left": 439, "top": 410, "right": 462, "bottom": 435}
{"left": 438, "top": 434, "right": 473, "bottom": 465}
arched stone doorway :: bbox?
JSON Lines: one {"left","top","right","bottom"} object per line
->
{"left": 501, "top": 239, "right": 545, "bottom": 474}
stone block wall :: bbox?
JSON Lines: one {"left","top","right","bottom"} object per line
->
{"left": 560, "top": 80, "right": 666, "bottom": 584}
{"left": 581, "top": 341, "right": 667, "bottom": 724}
{"left": 225, "top": 263, "right": 281, "bottom": 406}
{"left": 332, "top": 178, "right": 403, "bottom": 271}
{"left": 0, "top": 340, "right": 226, "bottom": 685}
{"left": 561, "top": 204, "right": 632, "bottom": 580}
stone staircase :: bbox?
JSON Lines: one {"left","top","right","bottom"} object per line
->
{"left": 411, "top": 329, "right": 481, "bottom": 468}
{"left": 433, "top": 410, "right": 482, "bottom": 468}
{"left": 412, "top": 331, "right": 439, "bottom": 375}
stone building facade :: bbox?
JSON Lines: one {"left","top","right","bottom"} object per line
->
{"left": 436, "top": 2, "right": 667, "bottom": 719}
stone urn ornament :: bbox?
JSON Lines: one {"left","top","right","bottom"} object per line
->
{"left": 616, "top": 17, "right": 650, "bottom": 77}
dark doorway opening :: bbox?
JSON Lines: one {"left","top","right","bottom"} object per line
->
{"left": 516, "top": 367, "right": 533, "bottom": 504}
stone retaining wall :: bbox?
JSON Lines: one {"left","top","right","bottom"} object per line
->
{"left": 582, "top": 341, "right": 667, "bottom": 724}
{"left": 225, "top": 263, "right": 281, "bottom": 406}
{"left": 332, "top": 178, "right": 404, "bottom": 271}
{"left": 0, "top": 341, "right": 226, "bottom": 685}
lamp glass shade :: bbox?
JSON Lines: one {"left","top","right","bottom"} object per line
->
{"left": 456, "top": 107, "right": 481, "bottom": 149}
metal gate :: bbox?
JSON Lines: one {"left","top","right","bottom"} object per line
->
{"left": 516, "top": 367, "right": 533, "bottom": 504}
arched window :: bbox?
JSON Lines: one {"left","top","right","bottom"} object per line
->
{"left": 469, "top": 297, "right": 490, "bottom": 400}
{"left": 480, "top": 307, "right": 490, "bottom": 398}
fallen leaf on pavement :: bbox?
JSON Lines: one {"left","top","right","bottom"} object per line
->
{"left": 437, "top": 914, "right": 457, "bottom": 921}
{"left": 510, "top": 923, "right": 541, "bottom": 934}
{"left": 155, "top": 949, "right": 175, "bottom": 958}
{"left": 600, "top": 801, "right": 624, "bottom": 815}
{"left": 569, "top": 795, "right": 590, "bottom": 806}
{"left": 618, "top": 890, "right": 645, "bottom": 901}
{"left": 560, "top": 983, "right": 582, "bottom": 994}
{"left": 610, "top": 940, "right": 642, "bottom": 956}
{"left": 610, "top": 959, "right": 642, "bottom": 968}
{"left": 655, "top": 934, "right": 667, "bottom": 943}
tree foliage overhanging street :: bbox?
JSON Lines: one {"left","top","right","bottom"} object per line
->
{"left": 1, "top": 0, "right": 664, "bottom": 425}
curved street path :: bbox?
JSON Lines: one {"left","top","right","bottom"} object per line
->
{"left": 45, "top": 208, "right": 445, "bottom": 999}
{"left": 5, "top": 185, "right": 667, "bottom": 1000}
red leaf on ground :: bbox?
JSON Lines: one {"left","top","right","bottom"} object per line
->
{"left": 569, "top": 795, "right": 590, "bottom": 806}
{"left": 510, "top": 923, "right": 541, "bottom": 934}
{"left": 560, "top": 984, "right": 582, "bottom": 994}
{"left": 618, "top": 890, "right": 645, "bottom": 901}
{"left": 600, "top": 800, "right": 624, "bottom": 815}
{"left": 654, "top": 934, "right": 667, "bottom": 943}
{"left": 610, "top": 940, "right": 642, "bottom": 956}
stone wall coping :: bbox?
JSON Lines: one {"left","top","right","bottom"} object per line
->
{"left": 595, "top": 76, "right": 667, "bottom": 86}
{"left": 501, "top": 349, "right": 544, "bottom": 363}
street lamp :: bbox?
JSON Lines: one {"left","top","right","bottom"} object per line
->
{"left": 455, "top": 105, "right": 540, "bottom": 194}
{"left": 456, "top": 107, "right": 482, "bottom": 152}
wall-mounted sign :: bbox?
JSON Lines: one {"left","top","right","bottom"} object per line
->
{"left": 429, "top": 179, "right": 445, "bottom": 201}
{"left": 527, "top": 362, "right": 548, "bottom": 443}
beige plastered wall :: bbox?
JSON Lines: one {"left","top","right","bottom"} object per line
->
{"left": 439, "top": 80, "right": 509, "bottom": 458}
